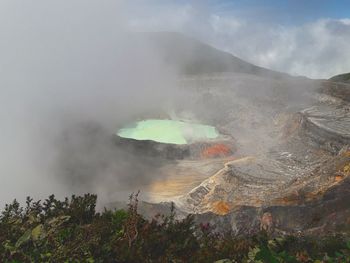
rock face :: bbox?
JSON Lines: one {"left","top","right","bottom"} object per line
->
{"left": 111, "top": 72, "right": 350, "bottom": 235}
{"left": 301, "top": 105, "right": 350, "bottom": 152}
{"left": 320, "top": 81, "right": 350, "bottom": 102}
{"left": 172, "top": 77, "right": 350, "bottom": 234}
{"left": 194, "top": 175, "right": 350, "bottom": 235}
{"left": 114, "top": 133, "right": 235, "bottom": 160}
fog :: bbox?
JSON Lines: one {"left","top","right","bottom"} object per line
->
{"left": 127, "top": 2, "right": 350, "bottom": 79}
{"left": 0, "top": 1, "right": 182, "bottom": 205}
{"left": 0, "top": 1, "right": 322, "bottom": 207}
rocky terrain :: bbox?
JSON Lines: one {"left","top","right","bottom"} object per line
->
{"left": 111, "top": 76, "right": 350, "bottom": 235}
{"left": 111, "top": 33, "right": 350, "bottom": 235}
{"left": 176, "top": 78, "right": 350, "bottom": 233}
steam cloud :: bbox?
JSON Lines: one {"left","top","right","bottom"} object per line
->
{"left": 0, "top": 1, "right": 181, "bottom": 206}
{"left": 0, "top": 0, "right": 339, "bottom": 207}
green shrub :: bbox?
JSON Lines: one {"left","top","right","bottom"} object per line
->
{"left": 0, "top": 194, "right": 349, "bottom": 262}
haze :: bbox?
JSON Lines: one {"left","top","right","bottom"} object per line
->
{"left": 0, "top": 0, "right": 349, "bottom": 207}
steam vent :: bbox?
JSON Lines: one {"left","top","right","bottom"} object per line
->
{"left": 115, "top": 119, "right": 235, "bottom": 159}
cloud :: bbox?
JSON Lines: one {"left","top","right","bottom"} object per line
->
{"left": 125, "top": 3, "right": 350, "bottom": 78}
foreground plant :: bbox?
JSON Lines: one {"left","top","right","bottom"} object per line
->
{"left": 0, "top": 194, "right": 349, "bottom": 262}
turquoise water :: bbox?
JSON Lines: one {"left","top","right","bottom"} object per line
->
{"left": 117, "top": 119, "right": 218, "bottom": 145}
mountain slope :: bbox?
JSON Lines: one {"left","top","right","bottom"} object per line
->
{"left": 330, "top": 72, "right": 350, "bottom": 83}
{"left": 142, "top": 32, "right": 288, "bottom": 78}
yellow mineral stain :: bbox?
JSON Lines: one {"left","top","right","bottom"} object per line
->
{"left": 212, "top": 201, "right": 231, "bottom": 215}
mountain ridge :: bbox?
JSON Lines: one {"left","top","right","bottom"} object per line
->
{"left": 139, "top": 32, "right": 290, "bottom": 78}
{"left": 330, "top": 72, "right": 350, "bottom": 83}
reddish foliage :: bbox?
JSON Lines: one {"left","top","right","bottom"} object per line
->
{"left": 201, "top": 143, "right": 231, "bottom": 158}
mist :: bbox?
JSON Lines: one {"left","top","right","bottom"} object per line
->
{"left": 0, "top": 1, "right": 324, "bottom": 207}
{"left": 0, "top": 1, "right": 182, "bottom": 206}
{"left": 126, "top": 1, "right": 350, "bottom": 79}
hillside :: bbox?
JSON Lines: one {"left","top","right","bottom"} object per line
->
{"left": 141, "top": 32, "right": 288, "bottom": 78}
{"left": 330, "top": 72, "right": 350, "bottom": 83}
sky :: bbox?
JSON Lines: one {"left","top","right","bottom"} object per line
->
{"left": 124, "top": 0, "right": 350, "bottom": 78}
{"left": 211, "top": 0, "right": 350, "bottom": 23}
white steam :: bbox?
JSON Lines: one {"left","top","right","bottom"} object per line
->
{"left": 0, "top": 0, "right": 179, "bottom": 205}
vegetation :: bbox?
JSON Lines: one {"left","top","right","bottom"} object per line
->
{"left": 1, "top": 193, "right": 350, "bottom": 262}
{"left": 330, "top": 72, "right": 350, "bottom": 83}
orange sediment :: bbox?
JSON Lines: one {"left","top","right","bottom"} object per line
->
{"left": 335, "top": 175, "right": 343, "bottom": 182}
{"left": 212, "top": 201, "right": 231, "bottom": 215}
{"left": 201, "top": 144, "right": 232, "bottom": 158}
